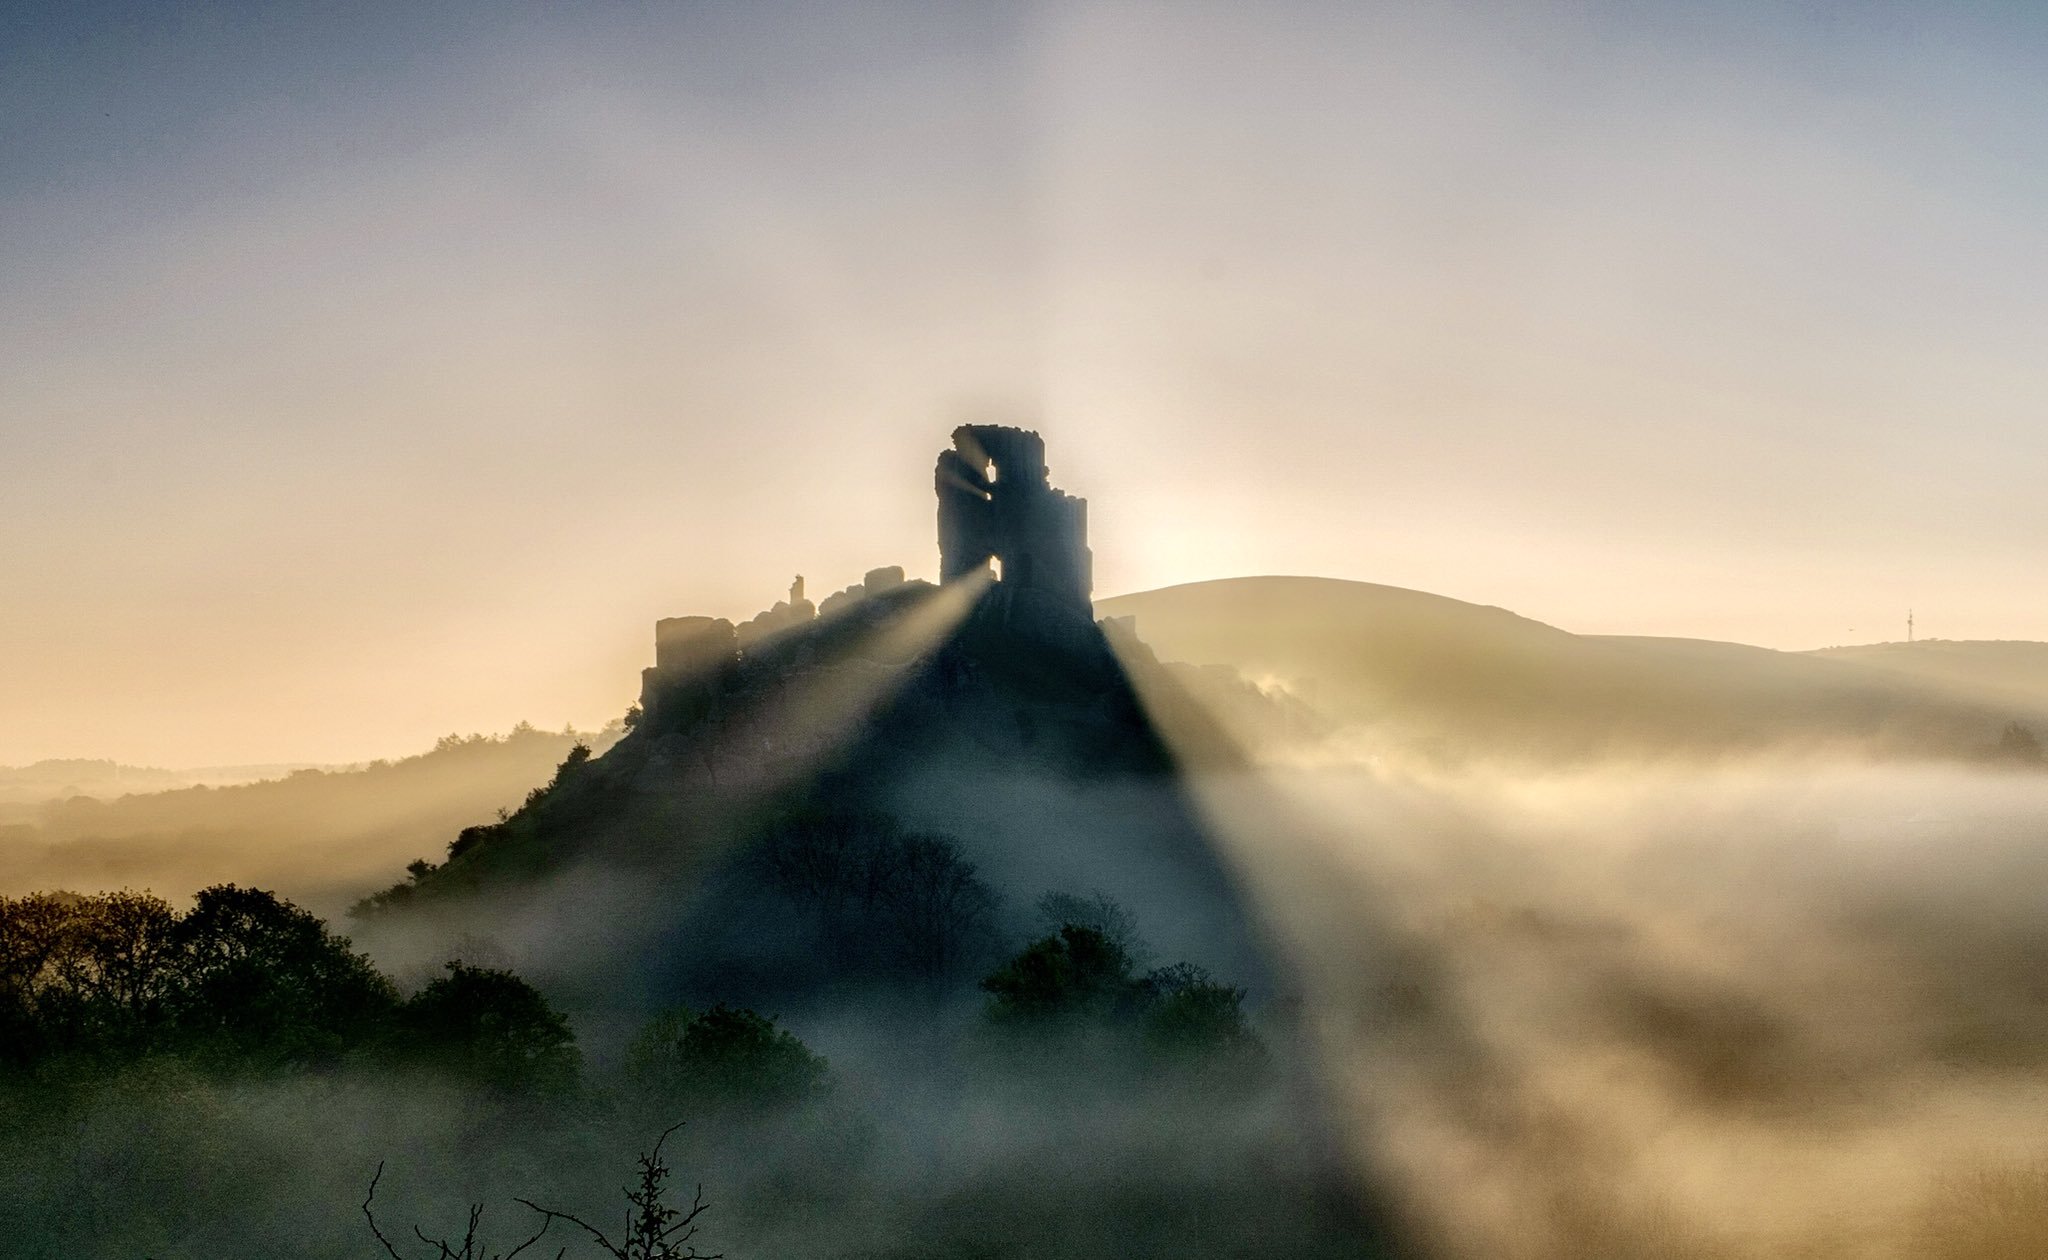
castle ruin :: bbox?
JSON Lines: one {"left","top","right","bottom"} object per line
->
{"left": 641, "top": 426, "right": 1105, "bottom": 725}
{"left": 935, "top": 425, "right": 1093, "bottom": 635}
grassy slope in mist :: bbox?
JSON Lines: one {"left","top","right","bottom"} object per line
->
{"left": 0, "top": 760, "right": 327, "bottom": 822}
{"left": 1814, "top": 639, "right": 2048, "bottom": 714}
{"left": 0, "top": 725, "right": 614, "bottom": 918}
{"left": 1100, "top": 577, "right": 2048, "bottom": 761}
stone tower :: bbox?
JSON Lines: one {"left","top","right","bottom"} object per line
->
{"left": 934, "top": 425, "right": 1093, "bottom": 632}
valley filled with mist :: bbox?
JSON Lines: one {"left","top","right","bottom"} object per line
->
{"left": 10, "top": 5, "right": 2048, "bottom": 1255}
{"left": 9, "top": 567, "right": 2048, "bottom": 1259}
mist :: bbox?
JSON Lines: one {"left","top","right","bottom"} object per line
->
{"left": 14, "top": 587, "right": 2048, "bottom": 1258}
{"left": 1177, "top": 752, "right": 2048, "bottom": 1258}
{"left": 8, "top": 4, "right": 2048, "bottom": 1251}
{"left": 0, "top": 723, "right": 617, "bottom": 920}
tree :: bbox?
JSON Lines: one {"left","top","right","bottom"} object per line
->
{"left": 1033, "top": 889, "right": 1147, "bottom": 964}
{"left": 625, "top": 1005, "right": 827, "bottom": 1111}
{"left": 1996, "top": 721, "right": 2043, "bottom": 764}
{"left": 519, "top": 1123, "right": 721, "bottom": 1260}
{"left": 1138, "top": 963, "right": 1261, "bottom": 1067}
{"left": 367, "top": 1124, "right": 721, "bottom": 1260}
{"left": 981, "top": 911, "right": 1267, "bottom": 1080}
{"left": 0, "top": 890, "right": 181, "bottom": 1066}
{"left": 169, "top": 884, "right": 397, "bottom": 1071}
{"left": 362, "top": 1162, "right": 556, "bottom": 1260}
{"left": 751, "top": 810, "right": 881, "bottom": 943}
{"left": 876, "top": 833, "right": 999, "bottom": 982}
{"left": 752, "top": 811, "right": 1000, "bottom": 982}
{"left": 979, "top": 925, "right": 1136, "bottom": 1027}
{"left": 394, "top": 963, "right": 580, "bottom": 1095}
{"left": 1, "top": 885, "right": 395, "bottom": 1074}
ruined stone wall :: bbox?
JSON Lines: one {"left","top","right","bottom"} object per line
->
{"left": 934, "top": 425, "right": 1094, "bottom": 629}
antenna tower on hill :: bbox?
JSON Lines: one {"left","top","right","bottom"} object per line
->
{"left": 1907, "top": 609, "right": 1914, "bottom": 644}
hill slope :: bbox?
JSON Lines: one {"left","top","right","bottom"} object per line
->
{"left": 1098, "top": 577, "right": 2046, "bottom": 762}
{"left": 0, "top": 726, "right": 613, "bottom": 916}
{"left": 1810, "top": 640, "right": 2048, "bottom": 716}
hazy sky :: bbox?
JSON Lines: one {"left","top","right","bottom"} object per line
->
{"left": 5, "top": 1, "right": 2046, "bottom": 766}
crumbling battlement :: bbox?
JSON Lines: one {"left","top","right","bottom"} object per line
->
{"left": 643, "top": 429, "right": 1103, "bottom": 726}
{"left": 736, "top": 576, "right": 816, "bottom": 650}
{"left": 654, "top": 615, "right": 738, "bottom": 673}
{"left": 935, "top": 425, "right": 1093, "bottom": 633}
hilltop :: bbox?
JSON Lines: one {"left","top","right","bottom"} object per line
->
{"left": 1099, "top": 576, "right": 2047, "bottom": 762}
{"left": 350, "top": 429, "right": 1269, "bottom": 1010}
{"left": 1811, "top": 639, "right": 2048, "bottom": 715}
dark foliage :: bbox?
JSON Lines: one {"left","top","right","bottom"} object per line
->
{"left": 0, "top": 886, "right": 585, "bottom": 1096}
{"left": 1033, "top": 889, "right": 1148, "bottom": 963}
{"left": 0, "top": 888, "right": 180, "bottom": 1069}
{"left": 980, "top": 924, "right": 1138, "bottom": 1027}
{"left": 394, "top": 962, "right": 582, "bottom": 1096}
{"left": 356, "top": 742, "right": 600, "bottom": 918}
{"left": 0, "top": 885, "right": 396, "bottom": 1075}
{"left": 1135, "top": 963, "right": 1261, "bottom": 1066}
{"left": 752, "top": 811, "right": 1000, "bottom": 984}
{"left": 171, "top": 883, "right": 398, "bottom": 1071}
{"left": 981, "top": 918, "right": 1265, "bottom": 1075}
{"left": 625, "top": 1005, "right": 829, "bottom": 1111}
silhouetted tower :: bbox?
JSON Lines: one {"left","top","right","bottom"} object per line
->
{"left": 934, "top": 425, "right": 1093, "bottom": 633}
{"left": 1908, "top": 609, "right": 1914, "bottom": 644}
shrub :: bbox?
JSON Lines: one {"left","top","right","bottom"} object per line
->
{"left": 626, "top": 1004, "right": 828, "bottom": 1111}
{"left": 1138, "top": 963, "right": 1260, "bottom": 1067}
{"left": 392, "top": 962, "right": 580, "bottom": 1096}
{"left": 979, "top": 925, "right": 1136, "bottom": 1027}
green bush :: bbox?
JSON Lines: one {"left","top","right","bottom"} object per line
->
{"left": 980, "top": 913, "right": 1265, "bottom": 1079}
{"left": 979, "top": 924, "right": 1136, "bottom": 1027}
{"left": 626, "top": 1004, "right": 828, "bottom": 1110}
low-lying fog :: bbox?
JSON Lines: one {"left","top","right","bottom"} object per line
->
{"left": 1194, "top": 755, "right": 2048, "bottom": 1258}
{"left": 11, "top": 700, "right": 2048, "bottom": 1256}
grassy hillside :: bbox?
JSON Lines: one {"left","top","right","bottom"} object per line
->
{"left": 1810, "top": 640, "right": 2048, "bottom": 715}
{"left": 0, "top": 724, "right": 617, "bottom": 917}
{"left": 1099, "top": 577, "right": 2048, "bottom": 762}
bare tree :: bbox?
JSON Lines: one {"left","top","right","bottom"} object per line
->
{"left": 1034, "top": 889, "right": 1147, "bottom": 964}
{"left": 880, "top": 833, "right": 999, "bottom": 982}
{"left": 362, "top": 1162, "right": 559, "bottom": 1260}
{"left": 364, "top": 1124, "right": 716, "bottom": 1260}
{"left": 517, "top": 1123, "right": 721, "bottom": 1260}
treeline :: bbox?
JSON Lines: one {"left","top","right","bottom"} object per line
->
{"left": 2, "top": 880, "right": 1261, "bottom": 1100}
{"left": 0, "top": 886, "right": 576, "bottom": 1091}
{"left": 0, "top": 884, "right": 854, "bottom": 1111}
{"left": 0, "top": 874, "right": 1347, "bottom": 1259}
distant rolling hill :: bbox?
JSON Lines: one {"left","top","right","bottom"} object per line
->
{"left": 1811, "top": 640, "right": 2048, "bottom": 717}
{"left": 0, "top": 760, "right": 332, "bottom": 823}
{"left": 0, "top": 726, "right": 616, "bottom": 916}
{"left": 1099, "top": 577, "right": 2048, "bottom": 762}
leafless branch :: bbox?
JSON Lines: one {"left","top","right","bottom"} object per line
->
{"left": 365, "top": 1161, "right": 556, "bottom": 1260}
{"left": 364, "top": 1163, "right": 409, "bottom": 1260}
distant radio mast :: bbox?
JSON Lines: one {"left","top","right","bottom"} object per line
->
{"left": 1907, "top": 609, "right": 1915, "bottom": 644}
